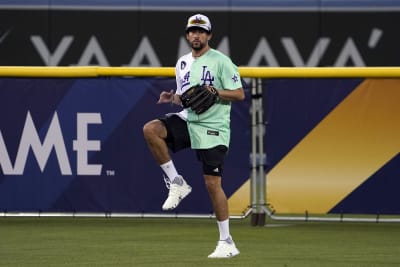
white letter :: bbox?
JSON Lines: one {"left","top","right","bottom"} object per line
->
{"left": 0, "top": 132, "right": 14, "bottom": 174}
{"left": 215, "top": 37, "right": 230, "bottom": 56}
{"left": 14, "top": 112, "right": 72, "bottom": 175}
{"left": 128, "top": 36, "right": 161, "bottom": 66}
{"left": 177, "top": 37, "right": 190, "bottom": 58}
{"left": 73, "top": 113, "right": 102, "bottom": 175}
{"left": 77, "top": 36, "right": 109, "bottom": 66}
{"left": 248, "top": 37, "right": 279, "bottom": 66}
{"left": 282, "top": 37, "right": 330, "bottom": 66}
{"left": 177, "top": 36, "right": 230, "bottom": 59}
{"left": 31, "top": 35, "right": 74, "bottom": 66}
{"left": 334, "top": 38, "right": 365, "bottom": 66}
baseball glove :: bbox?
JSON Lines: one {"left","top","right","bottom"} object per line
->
{"left": 180, "top": 85, "right": 219, "bottom": 114}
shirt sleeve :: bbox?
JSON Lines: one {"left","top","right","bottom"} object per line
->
{"left": 220, "top": 58, "right": 242, "bottom": 90}
{"left": 175, "top": 60, "right": 182, "bottom": 94}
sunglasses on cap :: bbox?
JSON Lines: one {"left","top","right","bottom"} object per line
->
{"left": 189, "top": 18, "right": 208, "bottom": 25}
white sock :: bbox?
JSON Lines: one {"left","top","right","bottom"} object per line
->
{"left": 160, "top": 160, "right": 179, "bottom": 181}
{"left": 217, "top": 219, "right": 230, "bottom": 241}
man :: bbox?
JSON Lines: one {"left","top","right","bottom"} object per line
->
{"left": 143, "top": 13, "right": 245, "bottom": 258}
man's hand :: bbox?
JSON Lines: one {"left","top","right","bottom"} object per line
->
{"left": 180, "top": 84, "right": 219, "bottom": 114}
{"left": 157, "top": 89, "right": 174, "bottom": 104}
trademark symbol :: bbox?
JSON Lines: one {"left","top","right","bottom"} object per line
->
{"left": 106, "top": 170, "right": 115, "bottom": 176}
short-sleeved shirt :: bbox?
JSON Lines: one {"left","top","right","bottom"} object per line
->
{"left": 175, "top": 48, "right": 242, "bottom": 149}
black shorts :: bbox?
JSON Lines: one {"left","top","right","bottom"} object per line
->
{"left": 196, "top": 145, "right": 228, "bottom": 176}
{"left": 159, "top": 114, "right": 190, "bottom": 153}
{"left": 160, "top": 114, "right": 228, "bottom": 176}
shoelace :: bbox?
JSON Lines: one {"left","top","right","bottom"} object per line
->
{"left": 167, "top": 184, "right": 182, "bottom": 197}
{"left": 163, "top": 175, "right": 171, "bottom": 189}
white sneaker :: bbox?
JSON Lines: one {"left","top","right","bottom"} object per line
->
{"left": 162, "top": 176, "right": 192, "bottom": 210}
{"left": 208, "top": 237, "right": 240, "bottom": 258}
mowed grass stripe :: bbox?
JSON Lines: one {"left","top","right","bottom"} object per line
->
{"left": 0, "top": 217, "right": 400, "bottom": 266}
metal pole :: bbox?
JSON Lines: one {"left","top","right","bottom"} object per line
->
{"left": 256, "top": 78, "right": 266, "bottom": 226}
{"left": 250, "top": 78, "right": 259, "bottom": 226}
{"left": 250, "top": 78, "right": 267, "bottom": 226}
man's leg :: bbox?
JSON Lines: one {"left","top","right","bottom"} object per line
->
{"left": 204, "top": 175, "right": 229, "bottom": 221}
{"left": 143, "top": 119, "right": 179, "bottom": 181}
{"left": 205, "top": 175, "right": 239, "bottom": 258}
{"left": 143, "top": 119, "right": 191, "bottom": 210}
{"left": 143, "top": 119, "right": 170, "bottom": 165}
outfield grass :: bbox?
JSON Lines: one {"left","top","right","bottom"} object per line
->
{"left": 1, "top": 217, "right": 400, "bottom": 266}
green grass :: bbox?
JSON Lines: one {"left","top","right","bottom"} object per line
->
{"left": 1, "top": 217, "right": 400, "bottom": 266}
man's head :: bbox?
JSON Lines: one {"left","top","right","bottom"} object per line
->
{"left": 185, "top": 14, "right": 212, "bottom": 52}
{"left": 186, "top": 14, "right": 212, "bottom": 33}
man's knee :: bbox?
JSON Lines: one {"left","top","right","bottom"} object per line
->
{"left": 142, "top": 121, "right": 153, "bottom": 140}
{"left": 204, "top": 175, "right": 222, "bottom": 192}
{"left": 143, "top": 120, "right": 166, "bottom": 140}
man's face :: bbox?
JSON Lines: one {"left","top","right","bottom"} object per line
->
{"left": 186, "top": 28, "right": 211, "bottom": 51}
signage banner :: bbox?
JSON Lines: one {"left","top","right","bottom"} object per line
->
{"left": 0, "top": 77, "right": 250, "bottom": 214}
{"left": 1, "top": 10, "right": 399, "bottom": 67}
{"left": 264, "top": 78, "right": 400, "bottom": 214}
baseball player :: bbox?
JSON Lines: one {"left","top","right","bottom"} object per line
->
{"left": 143, "top": 13, "right": 245, "bottom": 258}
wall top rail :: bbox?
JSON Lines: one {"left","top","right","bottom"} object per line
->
{"left": 0, "top": 66, "right": 176, "bottom": 78}
{"left": 239, "top": 67, "right": 400, "bottom": 78}
{"left": 1, "top": 66, "right": 400, "bottom": 78}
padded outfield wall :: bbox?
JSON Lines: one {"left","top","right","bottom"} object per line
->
{"left": 1, "top": 0, "right": 400, "bottom": 217}
{"left": 0, "top": 71, "right": 250, "bottom": 216}
{"left": 232, "top": 77, "right": 400, "bottom": 216}
{"left": 0, "top": 67, "right": 400, "bottom": 217}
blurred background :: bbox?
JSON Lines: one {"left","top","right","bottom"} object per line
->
{"left": 1, "top": 0, "right": 399, "bottom": 67}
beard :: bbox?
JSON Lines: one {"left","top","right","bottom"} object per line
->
{"left": 191, "top": 41, "right": 205, "bottom": 51}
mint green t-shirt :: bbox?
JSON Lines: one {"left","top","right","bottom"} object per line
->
{"left": 186, "top": 49, "right": 242, "bottom": 149}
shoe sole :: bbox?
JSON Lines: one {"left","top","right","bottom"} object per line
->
{"left": 162, "top": 186, "right": 192, "bottom": 210}
{"left": 208, "top": 251, "right": 240, "bottom": 259}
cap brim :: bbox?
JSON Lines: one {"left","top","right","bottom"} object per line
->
{"left": 186, "top": 25, "right": 211, "bottom": 32}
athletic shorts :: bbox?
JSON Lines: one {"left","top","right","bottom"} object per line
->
{"left": 159, "top": 114, "right": 228, "bottom": 176}
{"left": 159, "top": 114, "right": 190, "bottom": 153}
{"left": 196, "top": 145, "right": 228, "bottom": 176}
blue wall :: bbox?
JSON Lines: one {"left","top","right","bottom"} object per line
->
{"left": 0, "top": 77, "right": 250, "bottom": 214}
